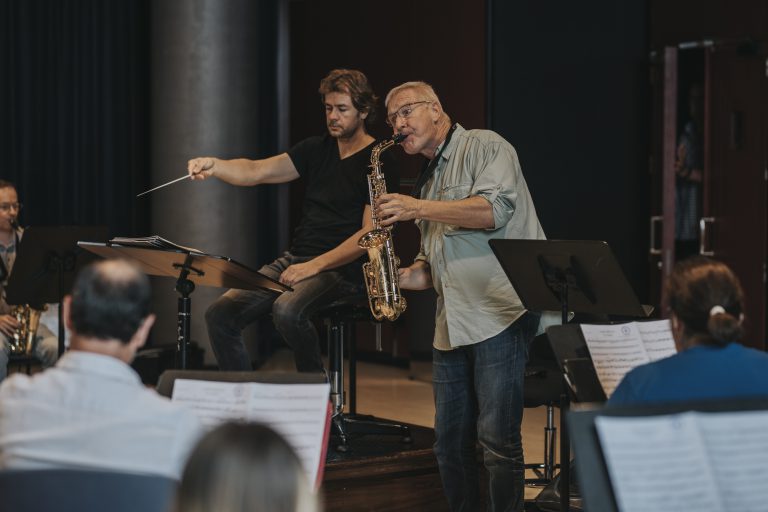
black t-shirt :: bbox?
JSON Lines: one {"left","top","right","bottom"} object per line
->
{"left": 287, "top": 134, "right": 400, "bottom": 261}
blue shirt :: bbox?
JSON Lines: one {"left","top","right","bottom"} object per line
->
{"left": 608, "top": 343, "right": 768, "bottom": 406}
{"left": 415, "top": 125, "right": 545, "bottom": 349}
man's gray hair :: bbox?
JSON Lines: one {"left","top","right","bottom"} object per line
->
{"left": 385, "top": 81, "right": 442, "bottom": 109}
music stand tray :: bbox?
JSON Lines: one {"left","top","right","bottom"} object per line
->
{"left": 78, "top": 241, "right": 291, "bottom": 369}
{"left": 488, "top": 239, "right": 649, "bottom": 511}
{"left": 6, "top": 226, "right": 108, "bottom": 356}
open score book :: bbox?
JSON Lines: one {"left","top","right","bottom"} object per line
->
{"left": 595, "top": 410, "right": 768, "bottom": 512}
{"left": 580, "top": 320, "right": 677, "bottom": 398}
{"left": 171, "top": 379, "right": 332, "bottom": 489}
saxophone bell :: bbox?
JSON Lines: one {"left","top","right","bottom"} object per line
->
{"left": 9, "top": 304, "right": 47, "bottom": 355}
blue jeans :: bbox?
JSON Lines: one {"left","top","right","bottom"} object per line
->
{"left": 0, "top": 323, "right": 59, "bottom": 381}
{"left": 205, "top": 253, "right": 359, "bottom": 372}
{"left": 433, "top": 312, "right": 539, "bottom": 512}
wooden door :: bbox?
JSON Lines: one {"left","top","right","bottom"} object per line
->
{"left": 705, "top": 44, "right": 767, "bottom": 349}
{"left": 648, "top": 46, "right": 678, "bottom": 313}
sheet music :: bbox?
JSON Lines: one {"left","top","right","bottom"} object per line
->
{"left": 581, "top": 321, "right": 676, "bottom": 397}
{"left": 110, "top": 235, "right": 204, "bottom": 254}
{"left": 580, "top": 323, "right": 651, "bottom": 397}
{"left": 636, "top": 319, "right": 676, "bottom": 361}
{"left": 595, "top": 413, "right": 724, "bottom": 512}
{"left": 697, "top": 411, "right": 768, "bottom": 510}
{"left": 597, "top": 410, "right": 768, "bottom": 512}
{"left": 172, "top": 379, "right": 331, "bottom": 487}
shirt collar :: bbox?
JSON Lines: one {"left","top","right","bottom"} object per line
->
{"left": 56, "top": 350, "right": 142, "bottom": 386}
{"left": 435, "top": 123, "right": 464, "bottom": 163}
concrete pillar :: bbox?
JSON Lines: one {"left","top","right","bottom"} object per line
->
{"left": 150, "top": 0, "right": 279, "bottom": 365}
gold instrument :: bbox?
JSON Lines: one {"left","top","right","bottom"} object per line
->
{"left": 358, "top": 134, "right": 407, "bottom": 321}
{"left": 9, "top": 304, "right": 47, "bottom": 355}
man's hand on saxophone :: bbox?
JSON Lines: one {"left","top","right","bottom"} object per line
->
{"left": 376, "top": 193, "right": 423, "bottom": 226}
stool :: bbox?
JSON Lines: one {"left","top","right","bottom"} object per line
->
{"left": 523, "top": 333, "right": 562, "bottom": 486}
{"left": 316, "top": 296, "right": 412, "bottom": 451}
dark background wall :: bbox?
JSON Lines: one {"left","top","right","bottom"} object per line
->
{"left": 489, "top": 0, "right": 650, "bottom": 302}
{"left": 2, "top": 0, "right": 151, "bottom": 237}
{"left": 2, "top": 0, "right": 764, "bottom": 358}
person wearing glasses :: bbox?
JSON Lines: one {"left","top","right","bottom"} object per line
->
{"left": 187, "top": 69, "right": 399, "bottom": 373}
{"left": 0, "top": 180, "right": 59, "bottom": 381}
{"left": 376, "top": 82, "right": 545, "bottom": 512}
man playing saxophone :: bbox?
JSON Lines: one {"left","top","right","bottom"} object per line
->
{"left": 377, "top": 82, "right": 545, "bottom": 512}
{"left": 187, "top": 69, "right": 399, "bottom": 373}
{"left": 0, "top": 180, "right": 58, "bottom": 381}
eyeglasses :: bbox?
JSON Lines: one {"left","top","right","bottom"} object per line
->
{"left": 386, "top": 101, "right": 432, "bottom": 127}
{"left": 0, "top": 203, "right": 22, "bottom": 212}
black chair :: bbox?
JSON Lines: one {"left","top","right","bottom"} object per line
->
{"left": 523, "top": 333, "right": 562, "bottom": 486}
{"left": 315, "top": 296, "right": 411, "bottom": 451}
{"left": 0, "top": 468, "right": 176, "bottom": 512}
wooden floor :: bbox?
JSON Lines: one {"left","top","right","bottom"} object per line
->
{"left": 262, "top": 350, "right": 561, "bottom": 508}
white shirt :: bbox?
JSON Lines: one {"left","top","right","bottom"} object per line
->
{"left": 0, "top": 351, "right": 204, "bottom": 479}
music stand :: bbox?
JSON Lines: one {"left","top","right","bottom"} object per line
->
{"left": 488, "top": 239, "right": 650, "bottom": 512}
{"left": 6, "top": 226, "right": 108, "bottom": 357}
{"left": 78, "top": 241, "right": 291, "bottom": 369}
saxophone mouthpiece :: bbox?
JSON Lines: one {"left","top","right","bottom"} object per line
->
{"left": 393, "top": 133, "right": 406, "bottom": 144}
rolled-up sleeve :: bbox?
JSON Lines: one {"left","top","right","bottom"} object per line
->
{"left": 469, "top": 142, "right": 521, "bottom": 229}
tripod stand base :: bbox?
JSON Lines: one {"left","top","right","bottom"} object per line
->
{"left": 331, "top": 413, "right": 412, "bottom": 452}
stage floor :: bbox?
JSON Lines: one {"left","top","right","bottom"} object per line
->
{"left": 259, "top": 350, "right": 561, "bottom": 510}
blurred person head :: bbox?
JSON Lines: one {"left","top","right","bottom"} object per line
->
{"left": 667, "top": 256, "right": 745, "bottom": 350}
{"left": 64, "top": 258, "right": 155, "bottom": 363}
{"left": 174, "top": 422, "right": 319, "bottom": 512}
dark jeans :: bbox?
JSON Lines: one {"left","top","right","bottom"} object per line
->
{"left": 205, "top": 253, "right": 359, "bottom": 372}
{"left": 433, "top": 312, "right": 539, "bottom": 512}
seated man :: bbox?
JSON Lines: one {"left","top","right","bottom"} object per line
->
{"left": 609, "top": 256, "right": 768, "bottom": 406}
{"left": 0, "top": 259, "right": 203, "bottom": 479}
{"left": 0, "top": 179, "right": 58, "bottom": 380}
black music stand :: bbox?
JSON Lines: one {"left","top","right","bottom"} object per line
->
{"left": 544, "top": 325, "right": 607, "bottom": 403}
{"left": 488, "top": 239, "right": 650, "bottom": 512}
{"left": 78, "top": 241, "right": 291, "bottom": 369}
{"left": 6, "top": 226, "right": 108, "bottom": 357}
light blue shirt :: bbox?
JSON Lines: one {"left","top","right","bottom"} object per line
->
{"left": 415, "top": 125, "right": 545, "bottom": 349}
{"left": 0, "top": 351, "right": 204, "bottom": 478}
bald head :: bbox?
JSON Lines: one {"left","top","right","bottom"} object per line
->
{"left": 69, "top": 259, "right": 152, "bottom": 344}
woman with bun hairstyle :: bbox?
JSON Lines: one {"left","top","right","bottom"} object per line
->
{"left": 608, "top": 256, "right": 768, "bottom": 406}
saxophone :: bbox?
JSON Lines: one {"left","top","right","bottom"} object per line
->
{"left": 358, "top": 133, "right": 407, "bottom": 321}
{"left": 6, "top": 218, "right": 45, "bottom": 355}
{"left": 9, "top": 304, "right": 47, "bottom": 355}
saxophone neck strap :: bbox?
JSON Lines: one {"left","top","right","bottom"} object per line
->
{"left": 411, "top": 123, "right": 457, "bottom": 199}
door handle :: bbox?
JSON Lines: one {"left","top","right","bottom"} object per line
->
{"left": 699, "top": 217, "right": 715, "bottom": 256}
{"left": 649, "top": 216, "right": 663, "bottom": 255}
